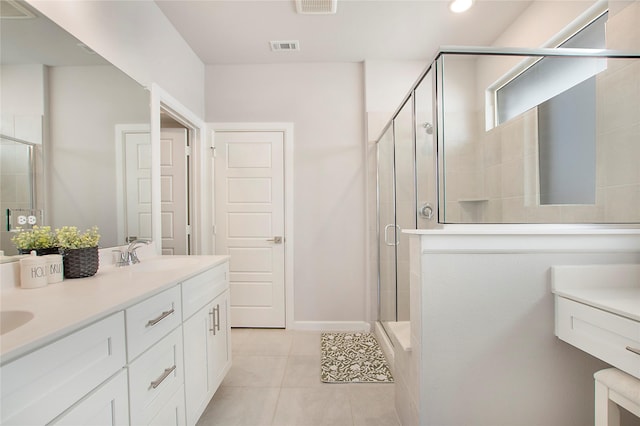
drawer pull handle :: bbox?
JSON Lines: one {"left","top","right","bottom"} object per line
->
{"left": 209, "top": 308, "right": 215, "bottom": 334}
{"left": 215, "top": 303, "right": 221, "bottom": 333}
{"left": 209, "top": 304, "right": 221, "bottom": 336}
{"left": 150, "top": 365, "right": 176, "bottom": 389}
{"left": 627, "top": 346, "right": 640, "bottom": 356}
{"left": 146, "top": 308, "right": 175, "bottom": 327}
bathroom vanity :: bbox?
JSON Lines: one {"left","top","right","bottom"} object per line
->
{"left": 552, "top": 264, "right": 640, "bottom": 379}
{"left": 0, "top": 255, "right": 230, "bottom": 426}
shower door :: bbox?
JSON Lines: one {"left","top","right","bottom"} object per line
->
{"left": 393, "top": 97, "right": 416, "bottom": 322}
{"left": 378, "top": 125, "right": 396, "bottom": 325}
{"left": 378, "top": 95, "right": 416, "bottom": 328}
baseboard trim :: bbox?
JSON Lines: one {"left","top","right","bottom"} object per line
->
{"left": 291, "top": 321, "right": 371, "bottom": 332}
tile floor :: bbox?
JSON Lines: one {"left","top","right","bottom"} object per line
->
{"left": 196, "top": 328, "right": 400, "bottom": 426}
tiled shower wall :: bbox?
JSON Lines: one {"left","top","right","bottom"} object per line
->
{"left": 444, "top": 1, "right": 640, "bottom": 224}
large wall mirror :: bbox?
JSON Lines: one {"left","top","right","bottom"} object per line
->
{"left": 1, "top": 0, "right": 151, "bottom": 258}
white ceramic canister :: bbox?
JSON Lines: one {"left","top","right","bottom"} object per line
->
{"left": 44, "top": 254, "right": 64, "bottom": 284}
{"left": 19, "top": 251, "right": 48, "bottom": 289}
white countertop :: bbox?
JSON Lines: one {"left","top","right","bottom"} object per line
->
{"left": 0, "top": 255, "right": 229, "bottom": 365}
{"left": 551, "top": 264, "right": 640, "bottom": 322}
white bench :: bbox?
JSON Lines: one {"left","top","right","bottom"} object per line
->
{"left": 594, "top": 368, "right": 640, "bottom": 426}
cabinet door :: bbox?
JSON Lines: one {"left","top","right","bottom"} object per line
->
{"left": 210, "top": 289, "right": 231, "bottom": 391}
{"left": 148, "top": 385, "right": 186, "bottom": 426}
{"left": 1, "top": 312, "right": 126, "bottom": 425}
{"left": 51, "top": 370, "right": 129, "bottom": 426}
{"left": 183, "top": 305, "right": 213, "bottom": 426}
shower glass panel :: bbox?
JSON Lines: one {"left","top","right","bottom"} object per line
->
{"left": 378, "top": 126, "right": 396, "bottom": 325}
{"left": 393, "top": 97, "right": 415, "bottom": 322}
{"left": 377, "top": 74, "right": 437, "bottom": 337}
{"left": 438, "top": 52, "right": 640, "bottom": 224}
{"left": 415, "top": 69, "right": 437, "bottom": 228}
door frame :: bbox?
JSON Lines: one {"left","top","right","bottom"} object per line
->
{"left": 150, "top": 84, "right": 209, "bottom": 255}
{"left": 210, "top": 122, "right": 294, "bottom": 330}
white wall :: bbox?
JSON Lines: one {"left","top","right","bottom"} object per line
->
{"left": 206, "top": 63, "right": 367, "bottom": 324}
{"left": 364, "top": 60, "right": 429, "bottom": 142}
{"left": 493, "top": 0, "right": 597, "bottom": 48}
{"left": 47, "top": 66, "right": 150, "bottom": 248}
{"left": 26, "top": 0, "right": 205, "bottom": 118}
{"left": 0, "top": 64, "right": 46, "bottom": 119}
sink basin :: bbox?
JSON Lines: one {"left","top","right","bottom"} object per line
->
{"left": 128, "top": 257, "right": 202, "bottom": 273}
{"left": 0, "top": 310, "right": 34, "bottom": 335}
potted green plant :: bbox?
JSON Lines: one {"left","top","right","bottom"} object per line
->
{"left": 56, "top": 226, "right": 101, "bottom": 278}
{"left": 11, "top": 225, "right": 60, "bottom": 256}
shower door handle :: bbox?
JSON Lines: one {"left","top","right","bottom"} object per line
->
{"left": 384, "top": 224, "right": 401, "bottom": 247}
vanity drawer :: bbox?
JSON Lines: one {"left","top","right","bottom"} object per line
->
{"left": 556, "top": 297, "right": 640, "bottom": 379}
{"left": 129, "top": 326, "right": 184, "bottom": 426}
{"left": 126, "top": 285, "right": 182, "bottom": 361}
{"left": 0, "top": 312, "right": 126, "bottom": 425}
{"left": 182, "top": 263, "right": 228, "bottom": 320}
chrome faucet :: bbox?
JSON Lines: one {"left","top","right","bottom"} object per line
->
{"left": 115, "top": 239, "right": 151, "bottom": 267}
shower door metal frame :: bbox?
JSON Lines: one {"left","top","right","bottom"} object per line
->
{"left": 376, "top": 121, "right": 398, "bottom": 324}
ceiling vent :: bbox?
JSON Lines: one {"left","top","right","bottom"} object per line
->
{"left": 0, "top": 0, "right": 36, "bottom": 19}
{"left": 270, "top": 40, "right": 300, "bottom": 52}
{"left": 295, "top": 0, "right": 337, "bottom": 14}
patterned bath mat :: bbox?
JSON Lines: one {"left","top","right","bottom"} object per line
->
{"left": 321, "top": 332, "right": 394, "bottom": 383}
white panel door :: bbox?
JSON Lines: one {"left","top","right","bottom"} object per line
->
{"left": 215, "top": 131, "right": 285, "bottom": 328}
{"left": 161, "top": 128, "right": 188, "bottom": 255}
{"left": 124, "top": 131, "right": 152, "bottom": 241}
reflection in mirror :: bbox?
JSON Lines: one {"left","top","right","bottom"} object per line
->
{"left": 0, "top": 2, "right": 151, "bottom": 257}
{"left": 159, "top": 112, "right": 190, "bottom": 256}
{"left": 0, "top": 136, "right": 43, "bottom": 251}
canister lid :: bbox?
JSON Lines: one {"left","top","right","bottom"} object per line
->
{"left": 20, "top": 255, "right": 46, "bottom": 265}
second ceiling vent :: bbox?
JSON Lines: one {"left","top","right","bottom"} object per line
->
{"left": 270, "top": 40, "right": 300, "bottom": 52}
{"left": 295, "top": 0, "right": 337, "bottom": 14}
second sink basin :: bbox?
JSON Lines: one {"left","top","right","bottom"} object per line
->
{"left": 1, "top": 310, "right": 34, "bottom": 335}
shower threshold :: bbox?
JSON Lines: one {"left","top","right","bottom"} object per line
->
{"left": 384, "top": 321, "right": 412, "bottom": 352}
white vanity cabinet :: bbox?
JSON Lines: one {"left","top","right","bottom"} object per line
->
{"left": 0, "top": 312, "right": 127, "bottom": 425}
{"left": 552, "top": 264, "right": 640, "bottom": 379}
{"left": 182, "top": 262, "right": 231, "bottom": 426}
{"left": 0, "top": 255, "right": 231, "bottom": 426}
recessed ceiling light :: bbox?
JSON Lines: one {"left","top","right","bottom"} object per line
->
{"left": 450, "top": 0, "right": 473, "bottom": 13}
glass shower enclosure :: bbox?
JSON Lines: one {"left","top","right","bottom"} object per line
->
{"left": 377, "top": 68, "right": 437, "bottom": 331}
{"left": 377, "top": 46, "right": 640, "bottom": 339}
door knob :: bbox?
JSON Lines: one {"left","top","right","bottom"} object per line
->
{"left": 267, "top": 236, "right": 283, "bottom": 244}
